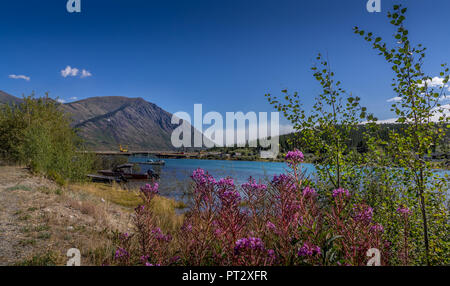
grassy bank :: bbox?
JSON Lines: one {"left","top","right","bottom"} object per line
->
{"left": 0, "top": 166, "right": 184, "bottom": 266}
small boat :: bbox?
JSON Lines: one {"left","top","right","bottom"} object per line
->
{"left": 87, "top": 174, "right": 125, "bottom": 183}
{"left": 98, "top": 164, "right": 159, "bottom": 180}
{"left": 139, "top": 159, "right": 165, "bottom": 166}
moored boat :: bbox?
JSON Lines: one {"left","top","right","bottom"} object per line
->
{"left": 98, "top": 164, "right": 159, "bottom": 180}
{"left": 139, "top": 159, "right": 165, "bottom": 166}
{"left": 87, "top": 174, "right": 125, "bottom": 183}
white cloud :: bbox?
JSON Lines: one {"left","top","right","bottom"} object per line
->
{"left": 374, "top": 104, "right": 450, "bottom": 124}
{"left": 387, "top": 96, "right": 402, "bottom": 102}
{"left": 81, "top": 69, "right": 92, "bottom": 78}
{"left": 439, "top": 95, "right": 450, "bottom": 101}
{"left": 61, "top": 66, "right": 79, "bottom": 77}
{"left": 418, "top": 76, "right": 448, "bottom": 89}
{"left": 9, "top": 74, "right": 30, "bottom": 81}
{"left": 61, "top": 66, "right": 93, "bottom": 78}
{"left": 431, "top": 104, "right": 450, "bottom": 122}
{"left": 279, "top": 124, "right": 295, "bottom": 135}
{"left": 57, "top": 99, "right": 66, "bottom": 103}
{"left": 69, "top": 97, "right": 78, "bottom": 100}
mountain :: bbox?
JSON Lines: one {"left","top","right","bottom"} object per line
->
{"left": 62, "top": 96, "right": 184, "bottom": 150}
{"left": 0, "top": 90, "right": 22, "bottom": 105}
{"left": 0, "top": 91, "right": 203, "bottom": 151}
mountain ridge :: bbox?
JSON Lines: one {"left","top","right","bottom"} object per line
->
{"left": 0, "top": 91, "right": 197, "bottom": 151}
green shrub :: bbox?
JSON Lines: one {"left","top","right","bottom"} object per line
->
{"left": 0, "top": 94, "right": 94, "bottom": 184}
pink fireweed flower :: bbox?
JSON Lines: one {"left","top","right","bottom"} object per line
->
{"left": 297, "top": 242, "right": 321, "bottom": 257}
{"left": 140, "top": 183, "right": 159, "bottom": 196}
{"left": 152, "top": 227, "right": 172, "bottom": 242}
{"left": 219, "top": 190, "right": 241, "bottom": 206}
{"left": 332, "top": 188, "right": 350, "bottom": 198}
{"left": 302, "top": 186, "right": 316, "bottom": 197}
{"left": 191, "top": 168, "right": 216, "bottom": 185}
{"left": 217, "top": 177, "right": 235, "bottom": 188}
{"left": 370, "top": 223, "right": 384, "bottom": 233}
{"left": 397, "top": 205, "right": 412, "bottom": 216}
{"left": 241, "top": 178, "right": 267, "bottom": 192}
{"left": 352, "top": 204, "right": 374, "bottom": 222}
{"left": 114, "top": 247, "right": 129, "bottom": 259}
{"left": 285, "top": 149, "right": 304, "bottom": 165}
{"left": 234, "top": 237, "right": 265, "bottom": 255}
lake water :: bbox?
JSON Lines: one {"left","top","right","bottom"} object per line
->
{"left": 127, "top": 157, "right": 450, "bottom": 204}
{"left": 127, "top": 158, "right": 313, "bottom": 203}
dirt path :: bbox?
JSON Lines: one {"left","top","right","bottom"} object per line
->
{"left": 0, "top": 166, "right": 133, "bottom": 265}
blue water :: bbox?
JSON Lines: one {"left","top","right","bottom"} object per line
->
{"left": 127, "top": 157, "right": 450, "bottom": 203}
{"left": 127, "top": 158, "right": 314, "bottom": 202}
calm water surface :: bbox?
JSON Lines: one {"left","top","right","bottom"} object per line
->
{"left": 127, "top": 158, "right": 315, "bottom": 203}
{"left": 127, "top": 157, "right": 450, "bottom": 204}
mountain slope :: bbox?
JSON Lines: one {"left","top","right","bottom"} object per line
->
{"left": 62, "top": 97, "right": 180, "bottom": 150}
{"left": 0, "top": 90, "right": 22, "bottom": 105}
{"left": 0, "top": 91, "right": 201, "bottom": 151}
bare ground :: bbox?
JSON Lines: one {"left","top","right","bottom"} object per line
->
{"left": 0, "top": 166, "right": 134, "bottom": 265}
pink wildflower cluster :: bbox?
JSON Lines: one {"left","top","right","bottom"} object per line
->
{"left": 353, "top": 204, "right": 374, "bottom": 222}
{"left": 298, "top": 242, "right": 321, "bottom": 257}
{"left": 234, "top": 237, "right": 264, "bottom": 254}
{"left": 233, "top": 237, "right": 276, "bottom": 266}
{"left": 114, "top": 247, "right": 129, "bottom": 260}
{"left": 332, "top": 187, "right": 350, "bottom": 198}
{"left": 302, "top": 186, "right": 316, "bottom": 197}
{"left": 191, "top": 168, "right": 216, "bottom": 185}
{"left": 113, "top": 181, "right": 174, "bottom": 266}
{"left": 285, "top": 149, "right": 304, "bottom": 165}
{"left": 139, "top": 182, "right": 159, "bottom": 205}
{"left": 108, "top": 150, "right": 405, "bottom": 266}
{"left": 328, "top": 189, "right": 389, "bottom": 265}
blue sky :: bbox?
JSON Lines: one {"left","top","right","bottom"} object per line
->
{"left": 1, "top": 0, "right": 449, "bottom": 124}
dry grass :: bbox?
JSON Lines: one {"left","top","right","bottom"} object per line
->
{"left": 68, "top": 182, "right": 185, "bottom": 233}
{"left": 66, "top": 198, "right": 105, "bottom": 221}
{"left": 150, "top": 196, "right": 185, "bottom": 232}
{"left": 0, "top": 166, "right": 134, "bottom": 265}
{"left": 69, "top": 182, "right": 142, "bottom": 208}
{"left": 0, "top": 166, "right": 186, "bottom": 265}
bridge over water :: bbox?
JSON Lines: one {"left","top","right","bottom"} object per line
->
{"left": 80, "top": 150, "right": 224, "bottom": 159}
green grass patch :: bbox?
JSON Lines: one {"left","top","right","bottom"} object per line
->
{"left": 37, "top": 232, "right": 51, "bottom": 240}
{"left": 18, "top": 214, "right": 31, "bottom": 221}
{"left": 14, "top": 251, "right": 60, "bottom": 266}
{"left": 34, "top": 224, "right": 50, "bottom": 232}
{"left": 6, "top": 185, "right": 32, "bottom": 192}
{"left": 18, "top": 238, "right": 36, "bottom": 246}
